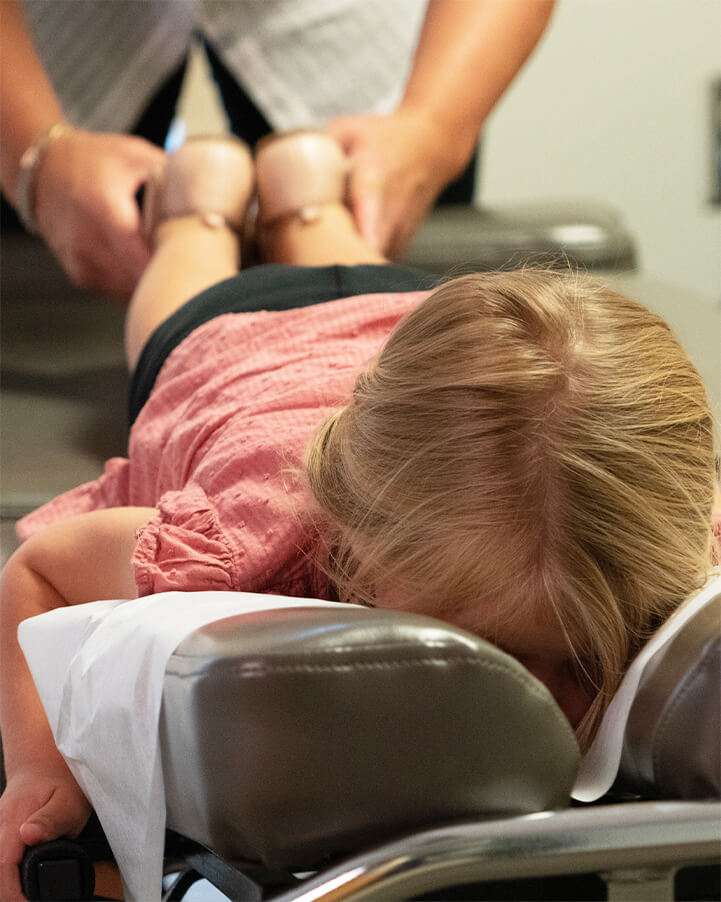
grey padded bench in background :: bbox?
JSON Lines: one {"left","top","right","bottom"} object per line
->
{"left": 1, "top": 198, "right": 719, "bottom": 568}
{"left": 403, "top": 199, "right": 637, "bottom": 274}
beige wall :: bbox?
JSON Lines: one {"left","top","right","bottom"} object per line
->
{"left": 481, "top": 0, "right": 721, "bottom": 306}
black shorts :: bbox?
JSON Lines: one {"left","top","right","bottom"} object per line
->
{"left": 129, "top": 263, "right": 440, "bottom": 423}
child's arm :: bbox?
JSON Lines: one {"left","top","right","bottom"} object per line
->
{"left": 0, "top": 507, "right": 157, "bottom": 901}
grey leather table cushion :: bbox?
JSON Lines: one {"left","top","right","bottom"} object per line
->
{"left": 620, "top": 591, "right": 721, "bottom": 800}
{"left": 160, "top": 606, "right": 580, "bottom": 870}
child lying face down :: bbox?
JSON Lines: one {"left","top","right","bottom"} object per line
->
{"left": 0, "top": 133, "right": 717, "bottom": 899}
{"left": 306, "top": 269, "right": 718, "bottom": 737}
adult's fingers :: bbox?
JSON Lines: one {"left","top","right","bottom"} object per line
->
{"left": 347, "top": 163, "right": 385, "bottom": 252}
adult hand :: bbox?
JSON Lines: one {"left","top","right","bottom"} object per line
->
{"left": 0, "top": 763, "right": 91, "bottom": 901}
{"left": 33, "top": 129, "right": 165, "bottom": 297}
{"left": 326, "top": 109, "right": 474, "bottom": 259}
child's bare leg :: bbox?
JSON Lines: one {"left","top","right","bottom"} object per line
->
{"left": 260, "top": 204, "right": 387, "bottom": 267}
{"left": 125, "top": 136, "right": 253, "bottom": 371}
{"left": 125, "top": 217, "right": 240, "bottom": 371}
{"left": 125, "top": 200, "right": 386, "bottom": 370}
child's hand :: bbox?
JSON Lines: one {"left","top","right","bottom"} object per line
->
{"left": 0, "top": 762, "right": 91, "bottom": 901}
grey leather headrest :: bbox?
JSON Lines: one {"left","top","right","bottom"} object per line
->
{"left": 160, "top": 606, "right": 579, "bottom": 870}
{"left": 619, "top": 593, "right": 720, "bottom": 800}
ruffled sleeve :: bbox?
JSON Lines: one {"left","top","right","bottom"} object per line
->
{"left": 133, "top": 484, "right": 242, "bottom": 596}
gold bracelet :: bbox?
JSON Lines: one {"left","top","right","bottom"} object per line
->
{"left": 15, "top": 122, "right": 73, "bottom": 234}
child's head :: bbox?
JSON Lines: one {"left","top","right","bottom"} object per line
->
{"left": 305, "top": 269, "right": 718, "bottom": 745}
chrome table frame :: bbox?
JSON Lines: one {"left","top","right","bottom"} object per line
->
{"left": 264, "top": 801, "right": 720, "bottom": 902}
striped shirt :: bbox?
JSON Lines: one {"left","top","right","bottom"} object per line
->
{"left": 22, "top": 0, "right": 428, "bottom": 133}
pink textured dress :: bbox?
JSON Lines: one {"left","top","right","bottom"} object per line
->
{"left": 17, "top": 290, "right": 431, "bottom": 598}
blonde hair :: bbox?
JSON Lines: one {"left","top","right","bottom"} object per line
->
{"left": 304, "top": 270, "right": 718, "bottom": 746}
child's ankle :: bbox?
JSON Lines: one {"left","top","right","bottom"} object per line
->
{"left": 155, "top": 214, "right": 241, "bottom": 246}
{"left": 260, "top": 204, "right": 386, "bottom": 266}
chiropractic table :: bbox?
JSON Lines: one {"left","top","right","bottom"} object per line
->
{"left": 4, "top": 196, "right": 719, "bottom": 902}
{"left": 17, "top": 570, "right": 721, "bottom": 902}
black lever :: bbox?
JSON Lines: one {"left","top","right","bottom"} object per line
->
{"left": 20, "top": 839, "right": 95, "bottom": 901}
